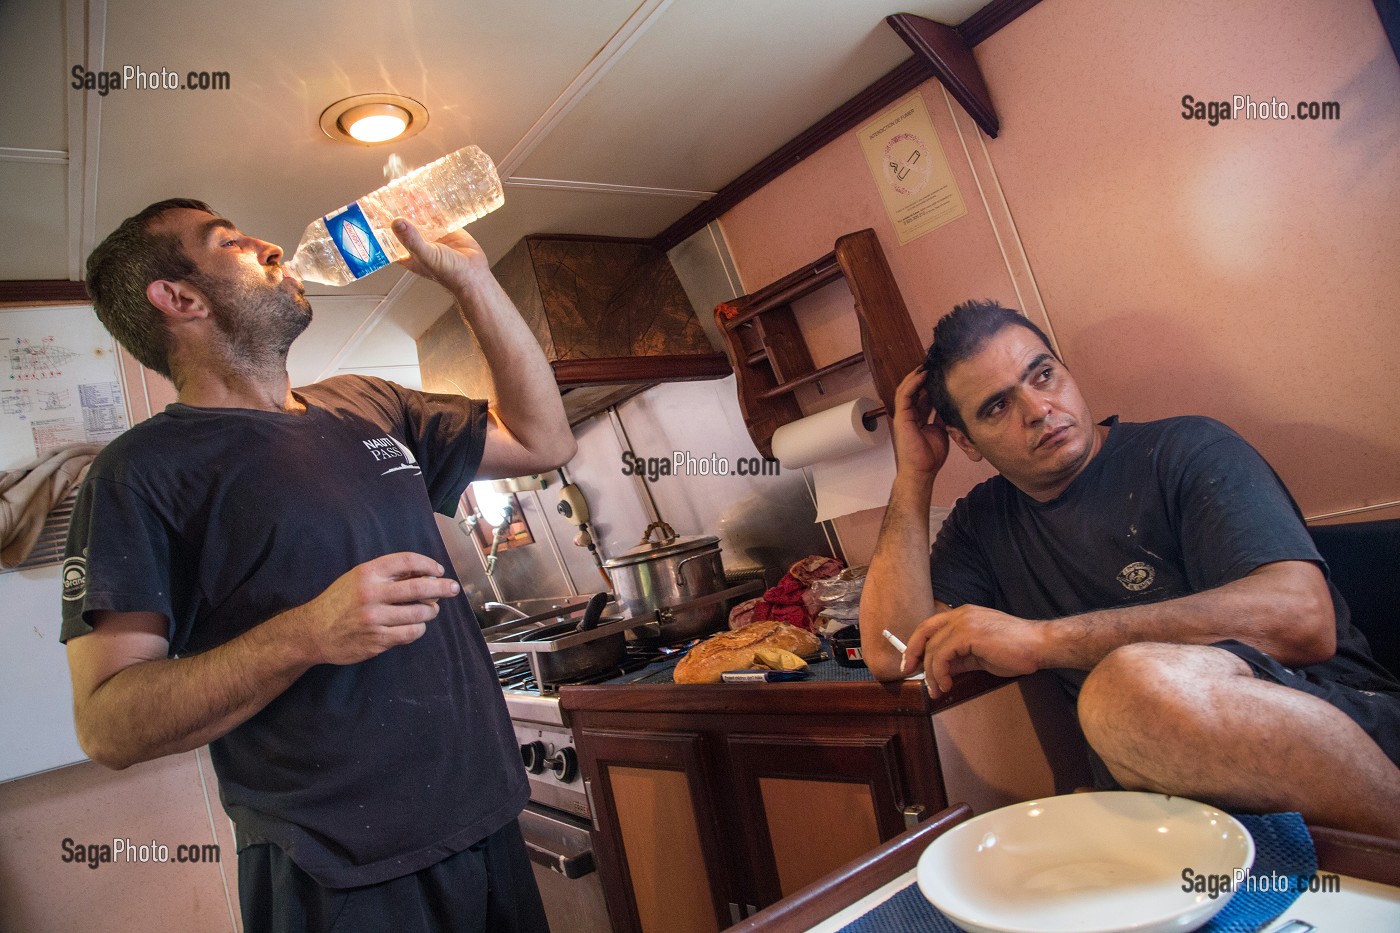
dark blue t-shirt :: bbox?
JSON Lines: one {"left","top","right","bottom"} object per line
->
{"left": 930, "top": 416, "right": 1396, "bottom": 695}
{"left": 60, "top": 375, "right": 529, "bottom": 887}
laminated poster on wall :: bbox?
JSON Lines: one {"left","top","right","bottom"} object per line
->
{"left": 856, "top": 90, "right": 967, "bottom": 245}
{"left": 0, "top": 305, "right": 129, "bottom": 470}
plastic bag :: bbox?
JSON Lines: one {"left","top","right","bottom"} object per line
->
{"left": 809, "top": 567, "right": 867, "bottom": 620}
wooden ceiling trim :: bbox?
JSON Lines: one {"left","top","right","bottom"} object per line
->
{"left": 956, "top": 0, "right": 1046, "bottom": 47}
{"left": 0, "top": 280, "right": 90, "bottom": 305}
{"left": 886, "top": 13, "right": 1000, "bottom": 138}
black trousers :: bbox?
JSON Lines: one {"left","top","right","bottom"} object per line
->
{"left": 238, "top": 820, "right": 550, "bottom": 933}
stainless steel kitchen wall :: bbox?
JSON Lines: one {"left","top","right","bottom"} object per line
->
{"left": 451, "top": 222, "right": 838, "bottom": 610}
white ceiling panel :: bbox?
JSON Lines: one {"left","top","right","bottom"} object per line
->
{"left": 1, "top": 0, "right": 996, "bottom": 389}
{"left": 0, "top": 162, "right": 70, "bottom": 279}
{"left": 514, "top": 0, "right": 960, "bottom": 191}
{"left": 0, "top": 1, "right": 67, "bottom": 151}
{"left": 339, "top": 317, "right": 421, "bottom": 369}
{"left": 92, "top": 0, "right": 646, "bottom": 250}
{"left": 469, "top": 182, "right": 699, "bottom": 256}
{"left": 286, "top": 295, "right": 382, "bottom": 388}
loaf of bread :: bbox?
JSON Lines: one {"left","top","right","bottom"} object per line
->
{"left": 674, "top": 621, "right": 822, "bottom": 684}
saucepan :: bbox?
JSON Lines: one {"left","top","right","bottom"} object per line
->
{"left": 603, "top": 521, "right": 727, "bottom": 642}
{"left": 487, "top": 592, "right": 625, "bottom": 683}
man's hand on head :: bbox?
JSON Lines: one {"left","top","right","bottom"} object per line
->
{"left": 390, "top": 219, "right": 490, "bottom": 292}
{"left": 901, "top": 604, "right": 1046, "bottom": 697}
{"left": 891, "top": 367, "right": 952, "bottom": 479}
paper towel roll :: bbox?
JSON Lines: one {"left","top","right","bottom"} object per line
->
{"left": 773, "top": 398, "right": 897, "bottom": 521}
{"left": 771, "top": 398, "right": 884, "bottom": 468}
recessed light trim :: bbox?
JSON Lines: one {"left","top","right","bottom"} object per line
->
{"left": 319, "top": 94, "right": 429, "bottom": 145}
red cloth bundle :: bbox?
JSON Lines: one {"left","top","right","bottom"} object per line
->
{"left": 729, "top": 556, "right": 845, "bottom": 632}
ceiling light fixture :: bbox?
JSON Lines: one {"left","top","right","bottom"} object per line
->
{"left": 319, "top": 93, "right": 429, "bottom": 145}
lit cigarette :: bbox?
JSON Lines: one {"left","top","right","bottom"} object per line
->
{"left": 882, "top": 629, "right": 925, "bottom": 681}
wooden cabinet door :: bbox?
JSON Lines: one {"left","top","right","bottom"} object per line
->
{"left": 574, "top": 726, "right": 735, "bottom": 933}
{"left": 723, "top": 730, "right": 918, "bottom": 907}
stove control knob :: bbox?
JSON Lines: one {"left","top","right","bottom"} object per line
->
{"left": 545, "top": 746, "right": 579, "bottom": 783}
{"left": 520, "top": 741, "right": 548, "bottom": 774}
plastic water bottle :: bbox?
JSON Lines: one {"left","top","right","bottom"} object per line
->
{"left": 284, "top": 145, "right": 504, "bottom": 286}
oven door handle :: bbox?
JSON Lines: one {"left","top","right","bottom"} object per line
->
{"left": 525, "top": 839, "right": 596, "bottom": 879}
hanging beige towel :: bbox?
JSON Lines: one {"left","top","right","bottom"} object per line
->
{"left": 0, "top": 443, "right": 103, "bottom": 568}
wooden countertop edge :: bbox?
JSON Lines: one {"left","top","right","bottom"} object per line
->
{"left": 1309, "top": 824, "right": 1400, "bottom": 887}
{"left": 725, "top": 804, "right": 975, "bottom": 933}
{"left": 559, "top": 670, "right": 1007, "bottom": 714}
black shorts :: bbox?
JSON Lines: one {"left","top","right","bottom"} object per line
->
{"left": 237, "top": 819, "right": 549, "bottom": 933}
{"left": 1214, "top": 639, "right": 1400, "bottom": 768}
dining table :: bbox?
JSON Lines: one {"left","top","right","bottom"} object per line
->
{"left": 728, "top": 803, "right": 1400, "bottom": 933}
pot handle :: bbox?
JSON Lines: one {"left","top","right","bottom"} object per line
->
{"left": 575, "top": 591, "right": 611, "bottom": 632}
{"left": 656, "top": 580, "right": 765, "bottom": 622}
{"left": 637, "top": 520, "right": 678, "bottom": 547}
{"left": 673, "top": 552, "right": 708, "bottom": 589}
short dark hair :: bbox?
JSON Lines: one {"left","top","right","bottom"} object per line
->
{"left": 84, "top": 198, "right": 213, "bottom": 380}
{"left": 921, "top": 299, "right": 1058, "bottom": 434}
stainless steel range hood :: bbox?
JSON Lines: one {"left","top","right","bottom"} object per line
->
{"left": 416, "top": 235, "right": 731, "bottom": 424}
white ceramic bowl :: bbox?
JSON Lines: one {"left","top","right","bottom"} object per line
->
{"left": 916, "top": 792, "right": 1254, "bottom": 933}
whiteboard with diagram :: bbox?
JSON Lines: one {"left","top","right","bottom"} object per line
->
{"left": 1, "top": 304, "right": 128, "bottom": 472}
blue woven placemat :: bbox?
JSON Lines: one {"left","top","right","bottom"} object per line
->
{"left": 1208, "top": 813, "right": 1316, "bottom": 933}
{"left": 838, "top": 812, "right": 1315, "bottom": 933}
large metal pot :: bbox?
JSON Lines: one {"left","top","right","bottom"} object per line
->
{"left": 604, "top": 522, "right": 726, "bottom": 642}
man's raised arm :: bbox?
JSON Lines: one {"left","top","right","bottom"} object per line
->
{"left": 859, "top": 367, "right": 954, "bottom": 681}
{"left": 389, "top": 221, "right": 576, "bottom": 479}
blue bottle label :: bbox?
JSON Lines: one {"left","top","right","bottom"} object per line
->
{"left": 323, "top": 202, "right": 389, "bottom": 279}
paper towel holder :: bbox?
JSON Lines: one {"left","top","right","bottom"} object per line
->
{"left": 714, "top": 229, "right": 922, "bottom": 459}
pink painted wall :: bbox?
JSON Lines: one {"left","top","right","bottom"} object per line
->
{"left": 718, "top": 0, "right": 1400, "bottom": 561}
{"left": 0, "top": 751, "right": 242, "bottom": 932}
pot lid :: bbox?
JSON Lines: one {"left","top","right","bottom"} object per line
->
{"left": 604, "top": 533, "right": 720, "bottom": 568}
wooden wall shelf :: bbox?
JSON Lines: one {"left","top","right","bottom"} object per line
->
{"left": 714, "top": 229, "right": 923, "bottom": 460}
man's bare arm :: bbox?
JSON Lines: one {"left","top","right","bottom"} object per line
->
{"left": 859, "top": 368, "right": 955, "bottom": 681}
{"left": 389, "top": 222, "right": 576, "bottom": 478}
{"left": 67, "top": 552, "right": 457, "bottom": 769}
{"left": 904, "top": 559, "right": 1336, "bottom": 696}
{"left": 1038, "top": 559, "right": 1335, "bottom": 667}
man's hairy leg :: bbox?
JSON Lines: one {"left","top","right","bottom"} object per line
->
{"left": 1078, "top": 642, "right": 1400, "bottom": 838}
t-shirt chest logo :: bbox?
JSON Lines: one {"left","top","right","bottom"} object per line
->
{"left": 362, "top": 435, "right": 421, "bottom": 477}
{"left": 1117, "top": 561, "right": 1156, "bottom": 592}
